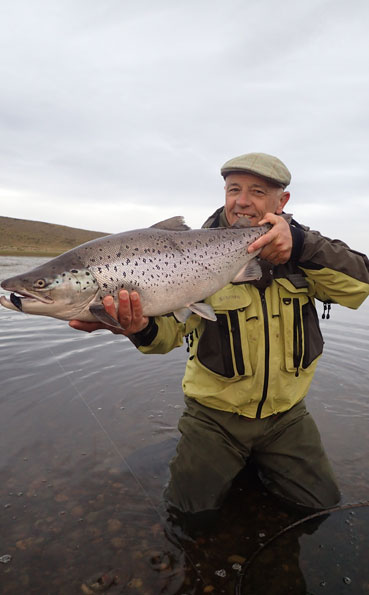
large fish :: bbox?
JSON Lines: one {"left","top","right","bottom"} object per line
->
{"left": 0, "top": 216, "right": 272, "bottom": 326}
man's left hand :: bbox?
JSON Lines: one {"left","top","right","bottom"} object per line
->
{"left": 248, "top": 213, "right": 292, "bottom": 265}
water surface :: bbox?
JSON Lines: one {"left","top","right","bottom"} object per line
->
{"left": 0, "top": 256, "right": 368, "bottom": 594}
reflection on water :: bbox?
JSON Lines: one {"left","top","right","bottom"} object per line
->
{"left": 0, "top": 256, "right": 368, "bottom": 594}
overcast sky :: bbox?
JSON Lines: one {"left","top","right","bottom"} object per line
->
{"left": 0, "top": 0, "right": 368, "bottom": 253}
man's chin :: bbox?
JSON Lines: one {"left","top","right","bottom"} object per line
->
{"left": 234, "top": 215, "right": 259, "bottom": 225}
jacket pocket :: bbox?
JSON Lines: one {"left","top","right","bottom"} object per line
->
{"left": 197, "top": 314, "right": 236, "bottom": 378}
{"left": 196, "top": 286, "right": 253, "bottom": 379}
{"left": 277, "top": 280, "right": 309, "bottom": 374}
{"left": 301, "top": 299, "right": 324, "bottom": 367}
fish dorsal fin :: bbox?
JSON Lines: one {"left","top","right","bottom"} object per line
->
{"left": 150, "top": 216, "right": 190, "bottom": 231}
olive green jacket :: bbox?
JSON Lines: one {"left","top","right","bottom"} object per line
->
{"left": 133, "top": 209, "right": 369, "bottom": 418}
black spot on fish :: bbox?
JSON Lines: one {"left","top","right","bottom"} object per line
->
{"left": 105, "top": 264, "right": 110, "bottom": 270}
{"left": 114, "top": 266, "right": 117, "bottom": 272}
{"left": 116, "top": 252, "right": 121, "bottom": 257}
{"left": 103, "top": 283, "right": 108, "bottom": 288}
{"left": 126, "top": 258, "right": 130, "bottom": 264}
{"left": 86, "top": 272, "right": 90, "bottom": 276}
{"left": 71, "top": 269, "right": 78, "bottom": 273}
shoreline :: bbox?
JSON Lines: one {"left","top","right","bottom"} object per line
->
{"left": 0, "top": 250, "right": 62, "bottom": 257}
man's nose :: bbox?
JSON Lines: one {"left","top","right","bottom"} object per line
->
{"left": 236, "top": 190, "right": 251, "bottom": 206}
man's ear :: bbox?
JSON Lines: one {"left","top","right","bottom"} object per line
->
{"left": 276, "top": 191, "right": 290, "bottom": 214}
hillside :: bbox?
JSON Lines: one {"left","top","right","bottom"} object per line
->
{"left": 0, "top": 216, "right": 110, "bottom": 256}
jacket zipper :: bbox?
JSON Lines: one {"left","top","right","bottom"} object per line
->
{"left": 293, "top": 298, "right": 303, "bottom": 376}
{"left": 256, "top": 289, "right": 269, "bottom": 418}
{"left": 229, "top": 310, "right": 245, "bottom": 376}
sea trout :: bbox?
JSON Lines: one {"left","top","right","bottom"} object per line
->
{"left": 0, "top": 216, "right": 272, "bottom": 326}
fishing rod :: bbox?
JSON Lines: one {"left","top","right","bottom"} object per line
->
{"left": 234, "top": 500, "right": 369, "bottom": 595}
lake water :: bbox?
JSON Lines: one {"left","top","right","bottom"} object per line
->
{"left": 0, "top": 256, "right": 368, "bottom": 594}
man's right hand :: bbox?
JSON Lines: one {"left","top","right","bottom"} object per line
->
{"left": 69, "top": 290, "right": 149, "bottom": 336}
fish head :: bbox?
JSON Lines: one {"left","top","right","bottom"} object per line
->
{"left": 0, "top": 251, "right": 100, "bottom": 321}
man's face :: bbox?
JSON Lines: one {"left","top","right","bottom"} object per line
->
{"left": 224, "top": 173, "right": 290, "bottom": 226}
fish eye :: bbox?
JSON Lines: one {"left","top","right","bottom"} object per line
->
{"left": 33, "top": 278, "right": 47, "bottom": 288}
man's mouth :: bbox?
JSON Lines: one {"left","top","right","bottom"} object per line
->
{"left": 235, "top": 213, "right": 256, "bottom": 219}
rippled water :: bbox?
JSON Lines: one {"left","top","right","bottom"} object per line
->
{"left": 0, "top": 256, "right": 368, "bottom": 594}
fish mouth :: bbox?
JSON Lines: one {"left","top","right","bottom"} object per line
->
{"left": 10, "top": 293, "right": 23, "bottom": 311}
{"left": 1, "top": 290, "right": 54, "bottom": 311}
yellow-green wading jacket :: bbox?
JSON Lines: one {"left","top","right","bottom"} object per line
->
{"left": 132, "top": 209, "right": 369, "bottom": 418}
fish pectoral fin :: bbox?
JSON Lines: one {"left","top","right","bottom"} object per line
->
{"left": 189, "top": 302, "right": 217, "bottom": 321}
{"left": 150, "top": 216, "right": 190, "bottom": 231}
{"left": 232, "top": 259, "right": 262, "bottom": 282}
{"left": 89, "top": 303, "right": 122, "bottom": 329}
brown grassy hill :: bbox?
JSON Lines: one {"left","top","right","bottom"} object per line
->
{"left": 0, "top": 216, "right": 110, "bottom": 256}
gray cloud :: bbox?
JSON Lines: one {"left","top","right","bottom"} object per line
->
{"left": 0, "top": 0, "right": 368, "bottom": 252}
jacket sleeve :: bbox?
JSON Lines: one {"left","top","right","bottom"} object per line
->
{"left": 290, "top": 224, "right": 369, "bottom": 308}
{"left": 129, "top": 313, "right": 201, "bottom": 354}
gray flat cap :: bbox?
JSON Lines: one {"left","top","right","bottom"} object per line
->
{"left": 221, "top": 152, "right": 291, "bottom": 188}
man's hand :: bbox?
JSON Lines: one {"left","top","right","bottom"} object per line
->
{"left": 248, "top": 213, "right": 292, "bottom": 265}
{"left": 69, "top": 290, "right": 149, "bottom": 335}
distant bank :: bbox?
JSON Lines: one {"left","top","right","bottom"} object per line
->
{"left": 0, "top": 216, "right": 109, "bottom": 256}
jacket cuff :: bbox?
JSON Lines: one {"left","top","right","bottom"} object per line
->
{"left": 290, "top": 225, "right": 305, "bottom": 262}
{"left": 129, "top": 317, "right": 158, "bottom": 347}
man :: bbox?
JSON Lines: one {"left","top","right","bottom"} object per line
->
{"left": 70, "top": 152, "right": 369, "bottom": 524}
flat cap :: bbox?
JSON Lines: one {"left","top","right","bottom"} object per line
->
{"left": 221, "top": 152, "right": 291, "bottom": 188}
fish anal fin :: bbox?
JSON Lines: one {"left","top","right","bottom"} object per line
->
{"left": 232, "top": 259, "right": 262, "bottom": 283}
{"left": 150, "top": 216, "right": 190, "bottom": 231}
{"left": 189, "top": 302, "right": 217, "bottom": 321}
{"left": 173, "top": 307, "right": 193, "bottom": 322}
{"left": 174, "top": 302, "right": 217, "bottom": 322}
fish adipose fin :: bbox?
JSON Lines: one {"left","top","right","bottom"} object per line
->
{"left": 174, "top": 302, "right": 217, "bottom": 323}
{"left": 150, "top": 216, "right": 190, "bottom": 231}
{"left": 89, "top": 303, "right": 122, "bottom": 329}
{"left": 232, "top": 259, "right": 262, "bottom": 282}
